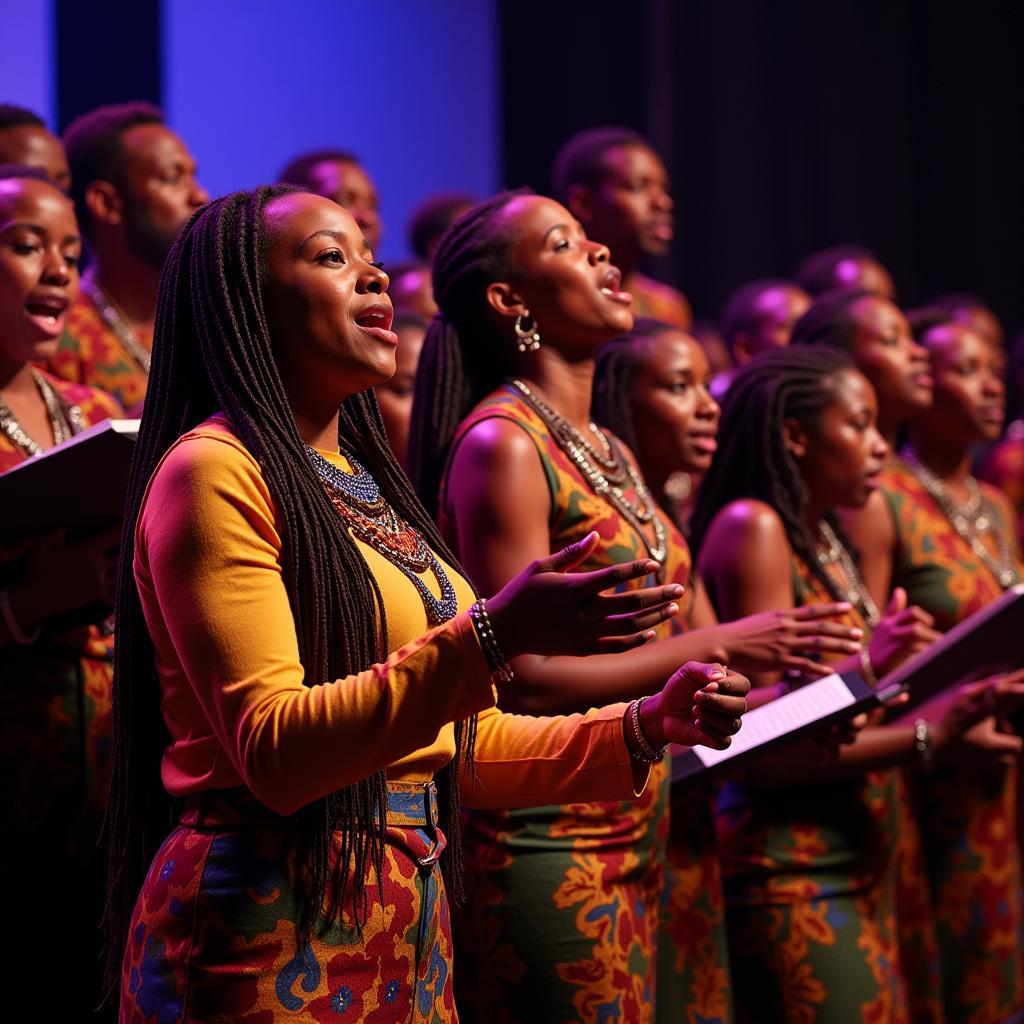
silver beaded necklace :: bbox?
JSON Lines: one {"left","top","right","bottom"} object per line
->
{"left": 509, "top": 378, "right": 668, "bottom": 567}
{"left": 81, "top": 269, "right": 152, "bottom": 375}
{"left": 815, "top": 520, "right": 881, "bottom": 628}
{"left": 0, "top": 371, "right": 84, "bottom": 456}
{"left": 902, "top": 449, "right": 1019, "bottom": 589}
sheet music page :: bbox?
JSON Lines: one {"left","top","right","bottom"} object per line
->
{"left": 692, "top": 673, "right": 856, "bottom": 768}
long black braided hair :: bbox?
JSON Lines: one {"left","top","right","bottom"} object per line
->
{"left": 407, "top": 190, "right": 529, "bottom": 511}
{"left": 103, "top": 186, "right": 474, "bottom": 997}
{"left": 688, "top": 345, "right": 859, "bottom": 603}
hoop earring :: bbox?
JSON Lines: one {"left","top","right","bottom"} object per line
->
{"left": 514, "top": 313, "right": 541, "bottom": 353}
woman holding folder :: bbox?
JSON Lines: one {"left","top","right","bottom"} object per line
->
{"left": 818, "top": 297, "right": 1024, "bottom": 1023}
{"left": 0, "top": 164, "right": 123, "bottom": 1019}
{"left": 104, "top": 185, "right": 751, "bottom": 1023}
{"left": 688, "top": 345, "right": 1008, "bottom": 1022}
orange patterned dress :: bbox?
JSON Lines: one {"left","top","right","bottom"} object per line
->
{"left": 441, "top": 385, "right": 730, "bottom": 1024}
{"left": 628, "top": 272, "right": 694, "bottom": 331}
{"left": 46, "top": 289, "right": 150, "bottom": 410}
{"left": 0, "top": 371, "right": 121, "bottom": 1018}
{"left": 880, "top": 456, "right": 1024, "bottom": 1024}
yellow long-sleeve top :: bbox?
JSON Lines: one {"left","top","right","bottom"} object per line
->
{"left": 135, "top": 416, "right": 647, "bottom": 817}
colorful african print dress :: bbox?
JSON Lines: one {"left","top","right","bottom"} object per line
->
{"left": 442, "top": 385, "right": 731, "bottom": 1024}
{"left": 981, "top": 421, "right": 1024, "bottom": 549}
{"left": 627, "top": 272, "right": 693, "bottom": 331}
{"left": 47, "top": 289, "right": 150, "bottom": 410}
{"left": 713, "top": 558, "right": 911, "bottom": 1024}
{"left": 881, "top": 456, "right": 1024, "bottom": 1023}
{"left": 0, "top": 372, "right": 121, "bottom": 1020}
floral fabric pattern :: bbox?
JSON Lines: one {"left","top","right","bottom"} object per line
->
{"left": 443, "top": 386, "right": 728, "bottom": 1022}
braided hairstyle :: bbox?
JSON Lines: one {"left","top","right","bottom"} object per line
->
{"left": 592, "top": 317, "right": 679, "bottom": 458}
{"left": 688, "top": 345, "right": 858, "bottom": 601}
{"left": 103, "top": 185, "right": 474, "bottom": 997}
{"left": 407, "top": 189, "right": 529, "bottom": 510}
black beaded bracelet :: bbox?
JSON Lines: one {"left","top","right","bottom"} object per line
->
{"left": 469, "top": 599, "right": 514, "bottom": 686}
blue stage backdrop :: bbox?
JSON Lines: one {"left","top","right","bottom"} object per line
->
{"left": 2, "top": 0, "right": 55, "bottom": 124}
{"left": 162, "top": 0, "right": 500, "bottom": 263}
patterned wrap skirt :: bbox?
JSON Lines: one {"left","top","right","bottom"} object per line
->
{"left": 120, "top": 782, "right": 455, "bottom": 1024}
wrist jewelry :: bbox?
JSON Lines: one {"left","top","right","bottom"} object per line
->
{"left": 627, "top": 697, "right": 666, "bottom": 764}
{"left": 0, "top": 587, "right": 40, "bottom": 646}
{"left": 913, "top": 718, "right": 934, "bottom": 772}
{"left": 468, "top": 599, "right": 514, "bottom": 686}
{"left": 859, "top": 646, "right": 878, "bottom": 687}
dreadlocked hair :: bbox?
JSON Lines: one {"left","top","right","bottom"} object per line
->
{"left": 102, "top": 185, "right": 475, "bottom": 1002}
{"left": 592, "top": 318, "right": 680, "bottom": 458}
{"left": 407, "top": 189, "right": 530, "bottom": 512}
{"left": 688, "top": 345, "right": 858, "bottom": 602}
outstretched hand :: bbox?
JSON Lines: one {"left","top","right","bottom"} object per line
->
{"left": 720, "top": 602, "right": 863, "bottom": 677}
{"left": 638, "top": 661, "right": 751, "bottom": 751}
{"left": 486, "top": 532, "right": 684, "bottom": 660}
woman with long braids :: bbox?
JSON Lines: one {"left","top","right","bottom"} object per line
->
{"left": 105, "top": 185, "right": 752, "bottom": 1024}
{"left": 0, "top": 165, "right": 122, "bottom": 1020}
{"left": 688, "top": 344, "right": 1020, "bottom": 1022}
{"left": 408, "top": 191, "right": 865, "bottom": 1023}
{"left": 801, "top": 296, "right": 1024, "bottom": 1023}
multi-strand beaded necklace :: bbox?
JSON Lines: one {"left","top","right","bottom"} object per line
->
{"left": 306, "top": 447, "right": 459, "bottom": 626}
{"left": 509, "top": 378, "right": 668, "bottom": 569}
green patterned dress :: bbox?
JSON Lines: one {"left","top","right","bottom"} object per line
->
{"left": 880, "top": 457, "right": 1024, "bottom": 1023}
{"left": 441, "top": 385, "right": 732, "bottom": 1024}
{"left": 713, "top": 557, "right": 913, "bottom": 1024}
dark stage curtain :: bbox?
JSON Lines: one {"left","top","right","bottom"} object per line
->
{"left": 501, "top": 0, "right": 1024, "bottom": 332}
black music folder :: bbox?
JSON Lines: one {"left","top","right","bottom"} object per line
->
{"left": 0, "top": 418, "right": 139, "bottom": 539}
{"left": 875, "top": 583, "right": 1024, "bottom": 710}
{"left": 671, "top": 669, "right": 878, "bottom": 784}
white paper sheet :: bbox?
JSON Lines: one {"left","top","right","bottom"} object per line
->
{"left": 692, "top": 672, "right": 857, "bottom": 768}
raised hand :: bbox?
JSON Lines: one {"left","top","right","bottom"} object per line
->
{"left": 867, "top": 587, "right": 941, "bottom": 676}
{"left": 719, "top": 602, "right": 863, "bottom": 677}
{"left": 486, "top": 531, "right": 685, "bottom": 659}
{"left": 637, "top": 661, "right": 751, "bottom": 751}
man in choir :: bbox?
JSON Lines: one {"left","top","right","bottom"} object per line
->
{"left": 796, "top": 243, "right": 896, "bottom": 300}
{"left": 552, "top": 126, "right": 693, "bottom": 328}
{"left": 711, "top": 278, "right": 811, "bottom": 398}
{"left": 0, "top": 103, "right": 70, "bottom": 192}
{"left": 47, "top": 102, "right": 208, "bottom": 410}
{"left": 279, "top": 148, "right": 382, "bottom": 252}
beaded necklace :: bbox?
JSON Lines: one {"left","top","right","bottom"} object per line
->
{"left": 815, "top": 520, "right": 881, "bottom": 628}
{"left": 306, "top": 447, "right": 459, "bottom": 626}
{"left": 902, "top": 448, "right": 1019, "bottom": 589}
{"left": 0, "top": 371, "right": 85, "bottom": 456}
{"left": 509, "top": 378, "right": 668, "bottom": 568}
{"left": 81, "top": 269, "right": 152, "bottom": 375}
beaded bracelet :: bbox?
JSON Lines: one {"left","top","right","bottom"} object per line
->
{"left": 913, "top": 718, "right": 934, "bottom": 772}
{"left": 0, "top": 587, "right": 40, "bottom": 646}
{"left": 468, "top": 599, "right": 514, "bottom": 686}
{"left": 627, "top": 697, "right": 666, "bottom": 764}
